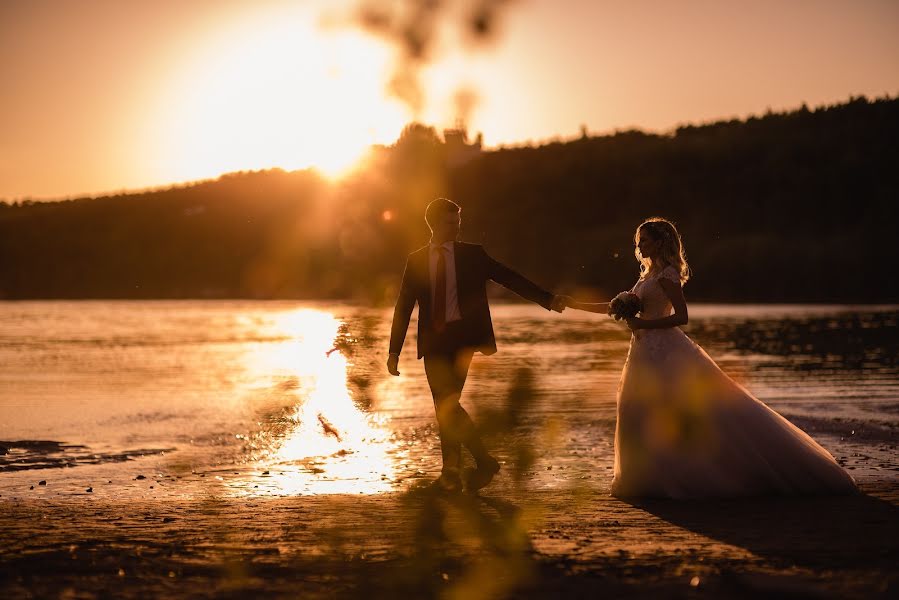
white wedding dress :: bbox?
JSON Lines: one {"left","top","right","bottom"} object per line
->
{"left": 611, "top": 265, "right": 857, "bottom": 499}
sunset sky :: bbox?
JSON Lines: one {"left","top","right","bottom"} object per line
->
{"left": 2, "top": 0, "right": 897, "bottom": 200}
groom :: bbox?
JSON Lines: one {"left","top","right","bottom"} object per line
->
{"left": 387, "top": 198, "right": 565, "bottom": 493}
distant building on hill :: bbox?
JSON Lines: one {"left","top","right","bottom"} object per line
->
{"left": 443, "top": 124, "right": 482, "bottom": 167}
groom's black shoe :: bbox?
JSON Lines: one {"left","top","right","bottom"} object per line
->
{"left": 464, "top": 456, "right": 501, "bottom": 493}
{"left": 430, "top": 472, "right": 463, "bottom": 494}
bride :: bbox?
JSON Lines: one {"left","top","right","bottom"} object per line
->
{"left": 564, "top": 217, "right": 857, "bottom": 498}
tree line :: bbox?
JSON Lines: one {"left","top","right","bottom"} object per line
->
{"left": 1, "top": 95, "right": 897, "bottom": 302}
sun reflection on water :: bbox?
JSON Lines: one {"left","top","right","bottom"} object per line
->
{"left": 236, "top": 309, "right": 399, "bottom": 496}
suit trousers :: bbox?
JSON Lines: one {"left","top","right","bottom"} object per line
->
{"left": 422, "top": 324, "right": 490, "bottom": 475}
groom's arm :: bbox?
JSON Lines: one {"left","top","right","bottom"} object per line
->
{"left": 481, "top": 247, "right": 557, "bottom": 310}
{"left": 388, "top": 257, "right": 416, "bottom": 360}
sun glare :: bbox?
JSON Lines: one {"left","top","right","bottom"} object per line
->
{"left": 150, "top": 9, "right": 408, "bottom": 183}
{"left": 235, "top": 309, "right": 398, "bottom": 496}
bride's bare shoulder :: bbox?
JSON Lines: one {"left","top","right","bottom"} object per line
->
{"left": 662, "top": 264, "right": 680, "bottom": 277}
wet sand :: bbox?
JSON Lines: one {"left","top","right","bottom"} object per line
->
{"left": 2, "top": 302, "right": 897, "bottom": 597}
{"left": 2, "top": 477, "right": 897, "bottom": 599}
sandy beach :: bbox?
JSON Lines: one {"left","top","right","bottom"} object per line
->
{"left": 2, "top": 477, "right": 897, "bottom": 599}
{"left": 2, "top": 302, "right": 897, "bottom": 598}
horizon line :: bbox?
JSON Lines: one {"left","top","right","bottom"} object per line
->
{"left": 4, "top": 93, "right": 894, "bottom": 205}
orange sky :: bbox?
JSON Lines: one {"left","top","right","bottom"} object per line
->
{"left": 2, "top": 0, "right": 897, "bottom": 200}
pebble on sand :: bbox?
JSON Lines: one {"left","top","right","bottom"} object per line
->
{"left": 39, "top": 480, "right": 47, "bottom": 486}
{"left": 86, "top": 487, "right": 92, "bottom": 493}
{"left": 135, "top": 475, "right": 146, "bottom": 480}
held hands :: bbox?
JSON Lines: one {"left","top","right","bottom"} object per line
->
{"left": 550, "top": 295, "right": 569, "bottom": 313}
{"left": 386, "top": 353, "right": 400, "bottom": 376}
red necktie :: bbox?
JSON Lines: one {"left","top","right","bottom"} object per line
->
{"left": 433, "top": 248, "right": 446, "bottom": 332}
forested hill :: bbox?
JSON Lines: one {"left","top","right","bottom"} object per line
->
{"left": 1, "top": 96, "right": 897, "bottom": 302}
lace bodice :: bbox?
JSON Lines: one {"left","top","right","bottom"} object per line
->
{"left": 631, "top": 265, "right": 680, "bottom": 320}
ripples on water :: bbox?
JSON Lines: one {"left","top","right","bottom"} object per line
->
{"left": 0, "top": 301, "right": 896, "bottom": 499}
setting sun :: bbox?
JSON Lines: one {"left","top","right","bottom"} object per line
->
{"left": 147, "top": 8, "right": 408, "bottom": 182}
{"left": 2, "top": 2, "right": 899, "bottom": 597}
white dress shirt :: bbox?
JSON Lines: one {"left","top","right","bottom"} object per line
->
{"left": 429, "top": 241, "right": 462, "bottom": 324}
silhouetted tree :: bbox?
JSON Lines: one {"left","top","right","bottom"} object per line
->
{"left": 1, "top": 96, "right": 897, "bottom": 302}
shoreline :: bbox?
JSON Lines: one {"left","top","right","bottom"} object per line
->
{"left": 2, "top": 301, "right": 896, "bottom": 597}
{"left": 2, "top": 479, "right": 897, "bottom": 599}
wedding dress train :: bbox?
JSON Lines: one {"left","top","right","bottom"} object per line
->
{"left": 611, "top": 266, "right": 857, "bottom": 499}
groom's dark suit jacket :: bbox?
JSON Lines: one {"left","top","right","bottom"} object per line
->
{"left": 389, "top": 242, "right": 555, "bottom": 359}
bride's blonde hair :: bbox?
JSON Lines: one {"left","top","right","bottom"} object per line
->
{"left": 635, "top": 217, "right": 691, "bottom": 284}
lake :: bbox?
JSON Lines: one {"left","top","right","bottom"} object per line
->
{"left": 1, "top": 301, "right": 897, "bottom": 499}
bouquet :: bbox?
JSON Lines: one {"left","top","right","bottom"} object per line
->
{"left": 607, "top": 291, "right": 642, "bottom": 320}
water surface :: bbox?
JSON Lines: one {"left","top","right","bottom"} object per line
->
{"left": 1, "top": 301, "right": 896, "bottom": 499}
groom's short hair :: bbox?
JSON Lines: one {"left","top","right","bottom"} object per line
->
{"left": 425, "top": 198, "right": 461, "bottom": 230}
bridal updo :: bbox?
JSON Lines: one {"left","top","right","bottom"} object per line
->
{"left": 635, "top": 217, "right": 691, "bottom": 284}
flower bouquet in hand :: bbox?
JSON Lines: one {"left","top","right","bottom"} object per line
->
{"left": 607, "top": 291, "right": 642, "bottom": 320}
